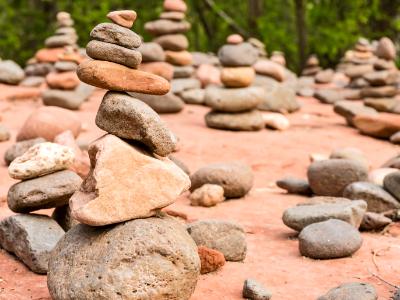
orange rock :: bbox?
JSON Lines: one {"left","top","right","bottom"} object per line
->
{"left": 165, "top": 50, "right": 193, "bottom": 66}
{"left": 198, "top": 246, "right": 225, "bottom": 274}
{"left": 139, "top": 62, "right": 174, "bottom": 81}
{"left": 17, "top": 106, "right": 81, "bottom": 142}
{"left": 164, "top": 0, "right": 187, "bottom": 12}
{"left": 221, "top": 67, "right": 255, "bottom": 88}
{"left": 196, "top": 64, "right": 221, "bottom": 88}
{"left": 227, "top": 34, "right": 243, "bottom": 45}
{"left": 353, "top": 113, "right": 400, "bottom": 138}
{"left": 77, "top": 60, "right": 170, "bottom": 95}
{"left": 106, "top": 10, "right": 137, "bottom": 28}
{"left": 46, "top": 72, "right": 80, "bottom": 90}
{"left": 54, "top": 130, "right": 90, "bottom": 178}
{"left": 35, "top": 48, "right": 65, "bottom": 63}
{"left": 58, "top": 52, "right": 85, "bottom": 64}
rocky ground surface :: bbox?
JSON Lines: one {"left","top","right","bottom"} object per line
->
{"left": 0, "top": 88, "right": 399, "bottom": 300}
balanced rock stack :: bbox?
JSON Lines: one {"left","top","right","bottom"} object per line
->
{"left": 204, "top": 36, "right": 265, "bottom": 131}
{"left": 47, "top": 11, "right": 200, "bottom": 300}
{"left": 302, "top": 54, "right": 321, "bottom": 77}
{"left": 42, "top": 46, "right": 94, "bottom": 110}
{"left": 25, "top": 12, "right": 80, "bottom": 88}
{"left": 0, "top": 142, "right": 80, "bottom": 274}
{"left": 145, "top": 0, "right": 201, "bottom": 98}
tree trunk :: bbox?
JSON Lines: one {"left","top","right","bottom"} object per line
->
{"left": 294, "top": 0, "right": 307, "bottom": 72}
{"left": 248, "top": 0, "right": 263, "bottom": 37}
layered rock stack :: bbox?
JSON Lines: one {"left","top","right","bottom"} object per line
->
{"left": 46, "top": 11, "right": 200, "bottom": 299}
{"left": 204, "top": 36, "right": 265, "bottom": 131}
{"left": 0, "top": 142, "right": 80, "bottom": 274}
{"left": 145, "top": 0, "right": 201, "bottom": 104}
{"left": 302, "top": 55, "right": 321, "bottom": 77}
{"left": 25, "top": 12, "right": 81, "bottom": 88}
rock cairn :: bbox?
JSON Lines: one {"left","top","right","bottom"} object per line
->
{"left": 25, "top": 12, "right": 81, "bottom": 88}
{"left": 145, "top": 0, "right": 201, "bottom": 104}
{"left": 0, "top": 142, "right": 79, "bottom": 274}
{"left": 46, "top": 10, "right": 200, "bottom": 299}
{"left": 302, "top": 54, "right": 321, "bottom": 77}
{"left": 204, "top": 36, "right": 265, "bottom": 131}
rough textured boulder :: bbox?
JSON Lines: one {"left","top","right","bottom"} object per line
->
{"left": 190, "top": 162, "right": 254, "bottom": 198}
{"left": 299, "top": 219, "right": 363, "bottom": 259}
{"left": 48, "top": 215, "right": 200, "bottom": 300}
{"left": 307, "top": 159, "right": 368, "bottom": 196}
{"left": 187, "top": 219, "right": 246, "bottom": 261}
{"left": 0, "top": 214, "right": 64, "bottom": 274}
{"left": 70, "top": 135, "right": 190, "bottom": 226}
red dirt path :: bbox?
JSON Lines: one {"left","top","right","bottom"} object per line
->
{"left": 0, "top": 88, "right": 400, "bottom": 300}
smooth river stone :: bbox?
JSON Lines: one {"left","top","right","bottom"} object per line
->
{"left": 90, "top": 22, "right": 141, "bottom": 49}
{"left": 138, "top": 42, "right": 165, "bottom": 62}
{"left": 77, "top": 60, "right": 170, "bottom": 95}
{"left": 69, "top": 135, "right": 191, "bottom": 226}
{"left": 154, "top": 34, "right": 189, "bottom": 51}
{"left": 86, "top": 40, "right": 142, "bottom": 68}
{"left": 221, "top": 67, "right": 255, "bottom": 88}
{"left": 218, "top": 43, "right": 258, "bottom": 67}
{"left": 96, "top": 92, "right": 177, "bottom": 156}
{"left": 205, "top": 110, "right": 265, "bottom": 131}
{"left": 145, "top": 19, "right": 191, "bottom": 36}
{"left": 129, "top": 91, "right": 185, "bottom": 114}
{"left": 205, "top": 86, "right": 264, "bottom": 112}
{"left": 106, "top": 10, "right": 137, "bottom": 28}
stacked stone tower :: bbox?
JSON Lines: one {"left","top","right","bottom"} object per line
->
{"left": 46, "top": 10, "right": 200, "bottom": 300}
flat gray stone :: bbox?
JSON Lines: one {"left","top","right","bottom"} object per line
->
{"left": 187, "top": 219, "right": 246, "bottom": 261}
{"left": 0, "top": 214, "right": 64, "bottom": 274}
{"left": 334, "top": 101, "right": 378, "bottom": 127}
{"left": 129, "top": 91, "right": 184, "bottom": 114}
{"left": 179, "top": 88, "right": 205, "bottom": 105}
{"left": 282, "top": 200, "right": 367, "bottom": 231}
{"left": 90, "top": 23, "right": 141, "bottom": 49}
{"left": 171, "top": 78, "right": 201, "bottom": 94}
{"left": 384, "top": 171, "right": 400, "bottom": 201}
{"left": 138, "top": 42, "right": 165, "bottom": 62}
{"left": 317, "top": 282, "right": 377, "bottom": 300}
{"left": 243, "top": 279, "right": 272, "bottom": 300}
{"left": 145, "top": 19, "right": 191, "bottom": 36}
{"left": 276, "top": 177, "right": 312, "bottom": 195}
{"left": 7, "top": 170, "right": 82, "bottom": 213}
{"left": 205, "top": 110, "right": 264, "bottom": 131}
{"left": 218, "top": 43, "right": 258, "bottom": 67}
{"left": 258, "top": 85, "right": 300, "bottom": 113}
{"left": 173, "top": 65, "right": 194, "bottom": 78}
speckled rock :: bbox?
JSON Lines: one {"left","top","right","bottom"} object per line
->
{"left": 4, "top": 138, "right": 46, "bottom": 165}
{"left": 90, "top": 22, "right": 141, "bottom": 49}
{"left": 317, "top": 282, "right": 377, "bottom": 300}
{"left": 47, "top": 215, "right": 200, "bottom": 300}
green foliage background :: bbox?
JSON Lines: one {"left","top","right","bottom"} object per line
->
{"left": 0, "top": 0, "right": 399, "bottom": 72}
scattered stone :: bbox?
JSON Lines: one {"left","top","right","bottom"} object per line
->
{"left": 70, "top": 135, "right": 190, "bottom": 226}
{"left": 96, "top": 91, "right": 177, "bottom": 156}
{"left": 242, "top": 279, "right": 272, "bottom": 300}
{"left": 77, "top": 60, "right": 170, "bottom": 95}
{"left": 353, "top": 114, "right": 400, "bottom": 138}
{"left": 307, "top": 159, "right": 368, "bottom": 196}
{"left": 0, "top": 214, "right": 64, "bottom": 274}
{"left": 17, "top": 106, "right": 81, "bottom": 142}
{"left": 48, "top": 216, "right": 200, "bottom": 299}
{"left": 369, "top": 168, "right": 398, "bottom": 186}
{"left": 383, "top": 171, "right": 400, "bottom": 201}
{"left": 317, "top": 282, "right": 377, "bottom": 300}
{"left": 218, "top": 43, "right": 258, "bottom": 67}
{"left": 86, "top": 40, "right": 142, "bottom": 68}
{"left": 190, "top": 162, "right": 254, "bottom": 198}
{"left": 343, "top": 182, "right": 400, "bottom": 213}
{"left": 187, "top": 219, "right": 246, "bottom": 261}
{"left": 299, "top": 219, "right": 363, "bottom": 259}
{"left": 8, "top": 170, "right": 82, "bottom": 213}
{"left": 4, "top": 138, "right": 46, "bottom": 165}
{"left": 276, "top": 177, "right": 312, "bottom": 195}
{"left": 334, "top": 101, "right": 378, "bottom": 126}
{"left": 205, "top": 110, "right": 264, "bottom": 131}
{"left": 106, "top": 10, "right": 137, "bottom": 28}
{"left": 282, "top": 200, "right": 367, "bottom": 231}
{"left": 360, "top": 212, "right": 392, "bottom": 231}
{"left": 205, "top": 86, "right": 264, "bottom": 112}
{"left": 198, "top": 246, "right": 225, "bottom": 274}
{"left": 129, "top": 91, "right": 185, "bottom": 114}
{"left": 90, "top": 22, "right": 141, "bottom": 49}
{"left": 262, "top": 113, "right": 290, "bottom": 130}
{"left": 190, "top": 184, "right": 225, "bottom": 207}
{"left": 9, "top": 142, "right": 75, "bottom": 180}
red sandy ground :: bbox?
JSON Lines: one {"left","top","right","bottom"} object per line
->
{"left": 0, "top": 88, "right": 400, "bottom": 300}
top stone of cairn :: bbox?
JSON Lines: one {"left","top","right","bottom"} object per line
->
{"left": 107, "top": 10, "right": 137, "bottom": 28}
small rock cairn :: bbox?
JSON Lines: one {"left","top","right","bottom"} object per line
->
{"left": 302, "top": 54, "right": 321, "bottom": 77}
{"left": 46, "top": 10, "right": 200, "bottom": 300}
{"left": 204, "top": 36, "right": 265, "bottom": 131}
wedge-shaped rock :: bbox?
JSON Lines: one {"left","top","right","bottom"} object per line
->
{"left": 77, "top": 60, "right": 170, "bottom": 95}
{"left": 8, "top": 170, "right": 82, "bottom": 213}
{"left": 96, "top": 92, "right": 177, "bottom": 156}
{"left": 9, "top": 142, "right": 75, "bottom": 180}
{"left": 70, "top": 135, "right": 190, "bottom": 226}
{"left": 282, "top": 200, "right": 367, "bottom": 231}
{"left": 0, "top": 214, "right": 64, "bottom": 274}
